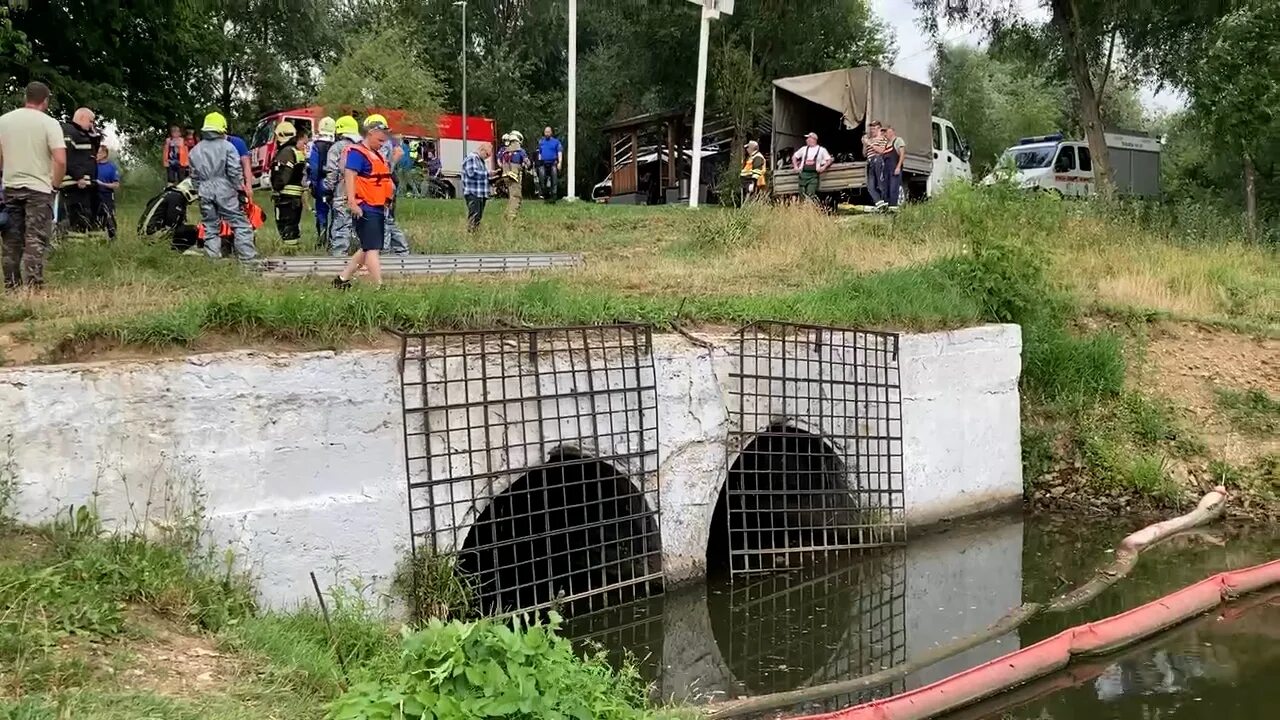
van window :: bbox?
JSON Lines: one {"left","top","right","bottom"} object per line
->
{"left": 1078, "top": 145, "right": 1092, "bottom": 172}
{"left": 250, "top": 120, "right": 273, "bottom": 149}
{"left": 1054, "top": 146, "right": 1076, "bottom": 172}
{"left": 932, "top": 122, "right": 941, "bottom": 152}
{"left": 285, "top": 116, "right": 313, "bottom": 140}
{"left": 945, "top": 125, "right": 962, "bottom": 157}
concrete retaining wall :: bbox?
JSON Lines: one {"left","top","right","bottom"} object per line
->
{"left": 1, "top": 324, "right": 1022, "bottom": 608}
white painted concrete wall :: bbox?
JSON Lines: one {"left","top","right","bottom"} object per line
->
{"left": 1, "top": 324, "right": 1021, "bottom": 608}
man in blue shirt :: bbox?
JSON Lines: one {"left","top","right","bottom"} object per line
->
{"left": 95, "top": 145, "right": 120, "bottom": 240}
{"left": 537, "top": 126, "right": 562, "bottom": 203}
{"left": 461, "top": 142, "right": 493, "bottom": 231}
{"left": 227, "top": 134, "right": 255, "bottom": 198}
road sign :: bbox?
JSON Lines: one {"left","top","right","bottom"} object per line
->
{"left": 686, "top": 0, "right": 734, "bottom": 16}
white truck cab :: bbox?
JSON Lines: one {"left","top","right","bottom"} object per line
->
{"left": 986, "top": 131, "right": 1161, "bottom": 197}
{"left": 928, "top": 116, "right": 972, "bottom": 196}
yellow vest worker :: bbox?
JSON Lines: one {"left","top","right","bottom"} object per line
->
{"left": 740, "top": 140, "right": 767, "bottom": 200}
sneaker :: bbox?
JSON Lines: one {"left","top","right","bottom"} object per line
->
{"left": 332, "top": 276, "right": 352, "bottom": 291}
{"left": 875, "top": 200, "right": 888, "bottom": 208}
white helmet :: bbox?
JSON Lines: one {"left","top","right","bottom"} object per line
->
{"left": 508, "top": 130, "right": 524, "bottom": 145}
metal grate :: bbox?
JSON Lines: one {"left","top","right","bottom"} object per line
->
{"left": 397, "top": 325, "right": 662, "bottom": 618}
{"left": 259, "top": 252, "right": 583, "bottom": 277}
{"left": 711, "top": 549, "right": 907, "bottom": 709}
{"left": 726, "top": 321, "right": 905, "bottom": 574}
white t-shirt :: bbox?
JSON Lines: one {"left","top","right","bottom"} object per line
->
{"left": 792, "top": 145, "right": 832, "bottom": 169}
{"left": 0, "top": 107, "right": 65, "bottom": 194}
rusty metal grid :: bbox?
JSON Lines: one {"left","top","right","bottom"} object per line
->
{"left": 726, "top": 321, "right": 905, "bottom": 575}
{"left": 396, "top": 325, "right": 662, "bottom": 618}
{"left": 711, "top": 549, "right": 908, "bottom": 710}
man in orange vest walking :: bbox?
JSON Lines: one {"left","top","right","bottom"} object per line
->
{"left": 332, "top": 115, "right": 395, "bottom": 289}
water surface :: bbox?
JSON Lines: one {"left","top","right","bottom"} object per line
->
{"left": 563, "top": 513, "right": 1279, "bottom": 716}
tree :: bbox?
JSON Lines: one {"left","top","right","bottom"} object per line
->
{"left": 931, "top": 45, "right": 1065, "bottom": 175}
{"left": 916, "top": 0, "right": 1227, "bottom": 195}
{"left": 1187, "top": 1, "right": 1280, "bottom": 239}
{"left": 207, "top": 0, "right": 346, "bottom": 126}
{"left": 2, "top": 1, "right": 210, "bottom": 131}
{"left": 316, "top": 27, "right": 446, "bottom": 130}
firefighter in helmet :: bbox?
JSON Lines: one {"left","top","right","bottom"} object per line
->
{"left": 269, "top": 120, "right": 307, "bottom": 245}
{"left": 309, "top": 116, "right": 336, "bottom": 245}
{"left": 324, "top": 115, "right": 361, "bottom": 256}
{"left": 189, "top": 111, "right": 256, "bottom": 261}
{"left": 499, "top": 130, "right": 529, "bottom": 220}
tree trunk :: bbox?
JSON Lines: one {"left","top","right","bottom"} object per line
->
{"left": 1243, "top": 151, "right": 1258, "bottom": 242}
{"left": 1051, "top": 0, "right": 1113, "bottom": 196}
{"left": 220, "top": 61, "right": 234, "bottom": 117}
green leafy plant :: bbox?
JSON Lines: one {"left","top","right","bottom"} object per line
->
{"left": 328, "top": 615, "right": 661, "bottom": 720}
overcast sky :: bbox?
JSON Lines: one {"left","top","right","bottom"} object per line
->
{"left": 868, "top": 0, "right": 1186, "bottom": 115}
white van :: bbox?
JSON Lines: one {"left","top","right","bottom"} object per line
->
{"left": 928, "top": 116, "right": 972, "bottom": 196}
{"left": 986, "top": 132, "right": 1161, "bottom": 197}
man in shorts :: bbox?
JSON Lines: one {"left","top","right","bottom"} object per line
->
{"left": 333, "top": 116, "right": 395, "bottom": 289}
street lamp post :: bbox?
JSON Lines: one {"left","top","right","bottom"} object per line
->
{"left": 567, "top": 0, "right": 577, "bottom": 201}
{"left": 455, "top": 1, "right": 468, "bottom": 155}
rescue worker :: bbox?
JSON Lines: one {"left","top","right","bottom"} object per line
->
{"left": 189, "top": 112, "right": 256, "bottom": 261}
{"left": 309, "top": 116, "right": 336, "bottom": 245}
{"left": 269, "top": 120, "right": 307, "bottom": 245}
{"left": 324, "top": 115, "right": 361, "bottom": 256}
{"left": 332, "top": 115, "right": 395, "bottom": 289}
{"left": 371, "top": 116, "right": 409, "bottom": 256}
{"left": 739, "top": 140, "right": 766, "bottom": 202}
{"left": 138, "top": 178, "right": 201, "bottom": 250}
{"left": 60, "top": 108, "right": 103, "bottom": 242}
{"left": 499, "top": 130, "right": 529, "bottom": 220}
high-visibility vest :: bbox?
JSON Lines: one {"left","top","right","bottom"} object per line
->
{"left": 740, "top": 152, "right": 766, "bottom": 187}
{"left": 347, "top": 143, "right": 395, "bottom": 207}
{"left": 162, "top": 139, "right": 190, "bottom": 168}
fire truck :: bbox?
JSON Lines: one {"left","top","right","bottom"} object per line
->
{"left": 246, "top": 106, "right": 497, "bottom": 197}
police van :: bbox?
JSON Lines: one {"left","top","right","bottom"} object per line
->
{"left": 985, "top": 131, "right": 1161, "bottom": 197}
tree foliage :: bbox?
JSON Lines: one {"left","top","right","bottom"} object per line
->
{"left": 316, "top": 26, "right": 446, "bottom": 130}
{"left": 932, "top": 45, "right": 1066, "bottom": 175}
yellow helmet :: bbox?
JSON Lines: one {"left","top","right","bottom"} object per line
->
{"left": 334, "top": 115, "right": 359, "bottom": 137}
{"left": 363, "top": 113, "right": 390, "bottom": 132}
{"left": 274, "top": 121, "right": 297, "bottom": 142}
{"left": 317, "top": 116, "right": 336, "bottom": 141}
{"left": 201, "top": 111, "right": 228, "bottom": 133}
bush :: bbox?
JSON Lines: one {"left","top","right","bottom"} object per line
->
{"left": 328, "top": 615, "right": 664, "bottom": 720}
{"left": 1021, "top": 323, "right": 1125, "bottom": 405}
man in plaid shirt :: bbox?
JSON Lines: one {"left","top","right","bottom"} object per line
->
{"left": 461, "top": 142, "right": 493, "bottom": 231}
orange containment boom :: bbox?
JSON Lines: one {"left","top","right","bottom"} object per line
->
{"left": 795, "top": 557, "right": 1280, "bottom": 720}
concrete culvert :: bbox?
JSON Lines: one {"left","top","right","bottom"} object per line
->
{"left": 711, "top": 424, "right": 861, "bottom": 574}
{"left": 457, "top": 449, "right": 662, "bottom": 617}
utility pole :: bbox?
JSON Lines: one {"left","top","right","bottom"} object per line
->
{"left": 567, "top": 0, "right": 578, "bottom": 200}
{"left": 686, "top": 0, "right": 733, "bottom": 208}
{"left": 455, "top": 1, "right": 468, "bottom": 155}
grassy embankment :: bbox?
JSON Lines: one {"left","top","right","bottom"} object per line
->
{"left": 0, "top": 184, "right": 1276, "bottom": 509}
{"left": 0, "top": 489, "right": 677, "bottom": 719}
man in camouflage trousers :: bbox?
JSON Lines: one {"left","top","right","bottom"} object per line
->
{"left": 0, "top": 82, "right": 66, "bottom": 289}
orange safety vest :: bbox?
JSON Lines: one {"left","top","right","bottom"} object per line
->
{"left": 740, "top": 152, "right": 766, "bottom": 187}
{"left": 347, "top": 143, "right": 395, "bottom": 207}
{"left": 196, "top": 198, "right": 265, "bottom": 239}
{"left": 162, "top": 138, "right": 189, "bottom": 168}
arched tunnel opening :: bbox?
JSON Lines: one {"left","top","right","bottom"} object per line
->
{"left": 708, "top": 424, "right": 860, "bottom": 575}
{"left": 457, "top": 449, "right": 662, "bottom": 617}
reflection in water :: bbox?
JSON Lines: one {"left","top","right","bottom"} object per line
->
{"left": 708, "top": 549, "right": 907, "bottom": 705}
{"left": 563, "top": 514, "right": 1279, "bottom": 716}
{"left": 966, "top": 597, "right": 1280, "bottom": 720}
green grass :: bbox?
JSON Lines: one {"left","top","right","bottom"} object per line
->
{"left": 1213, "top": 386, "right": 1280, "bottom": 435}
{"left": 0, "top": 511, "right": 676, "bottom": 719}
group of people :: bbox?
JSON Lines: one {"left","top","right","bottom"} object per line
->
{"left": 0, "top": 82, "right": 126, "bottom": 289}
{"left": 785, "top": 124, "right": 906, "bottom": 206}
{"left": 461, "top": 125, "right": 564, "bottom": 230}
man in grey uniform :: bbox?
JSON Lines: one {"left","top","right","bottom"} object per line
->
{"left": 189, "top": 112, "right": 256, "bottom": 261}
{"left": 377, "top": 124, "right": 410, "bottom": 256}
{"left": 324, "top": 115, "right": 360, "bottom": 256}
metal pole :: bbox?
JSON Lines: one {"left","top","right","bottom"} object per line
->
{"left": 688, "top": 7, "right": 712, "bottom": 208}
{"left": 461, "top": 2, "right": 468, "bottom": 155}
{"left": 567, "top": 0, "right": 578, "bottom": 201}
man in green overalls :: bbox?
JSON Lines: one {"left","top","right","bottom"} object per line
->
{"left": 790, "top": 131, "right": 832, "bottom": 201}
